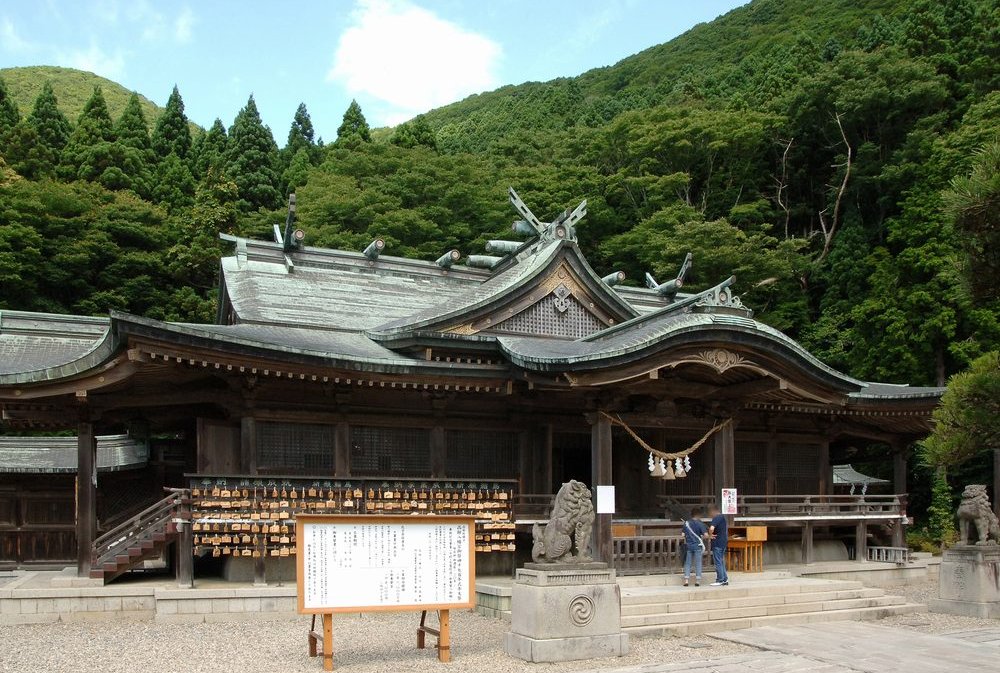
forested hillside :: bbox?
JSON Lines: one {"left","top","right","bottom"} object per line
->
{"left": 0, "top": 0, "right": 996, "bottom": 396}
{"left": 0, "top": 66, "right": 174, "bottom": 131}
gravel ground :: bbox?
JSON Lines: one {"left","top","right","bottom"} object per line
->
{"left": 881, "top": 575, "right": 1000, "bottom": 633}
{"left": 0, "top": 611, "right": 754, "bottom": 673}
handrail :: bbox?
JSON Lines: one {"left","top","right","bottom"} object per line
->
{"left": 92, "top": 489, "right": 188, "bottom": 563}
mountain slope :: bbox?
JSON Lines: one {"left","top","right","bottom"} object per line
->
{"left": 1, "top": 66, "right": 171, "bottom": 127}
{"left": 419, "top": 0, "right": 904, "bottom": 152}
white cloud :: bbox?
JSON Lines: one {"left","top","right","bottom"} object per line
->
{"left": 328, "top": 0, "right": 501, "bottom": 125}
{"left": 174, "top": 7, "right": 194, "bottom": 43}
{"left": 1, "top": 17, "right": 34, "bottom": 53}
{"left": 59, "top": 42, "right": 126, "bottom": 80}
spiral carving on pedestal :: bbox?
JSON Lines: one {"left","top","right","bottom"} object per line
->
{"left": 568, "top": 594, "right": 595, "bottom": 626}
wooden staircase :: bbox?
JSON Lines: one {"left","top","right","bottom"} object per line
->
{"left": 90, "top": 489, "right": 188, "bottom": 582}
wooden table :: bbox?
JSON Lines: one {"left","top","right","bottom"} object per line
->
{"left": 726, "top": 526, "right": 767, "bottom": 572}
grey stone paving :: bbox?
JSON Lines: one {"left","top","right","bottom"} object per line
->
{"left": 941, "top": 627, "right": 1000, "bottom": 647}
{"left": 714, "top": 621, "right": 1000, "bottom": 673}
{"left": 574, "top": 651, "right": 848, "bottom": 672}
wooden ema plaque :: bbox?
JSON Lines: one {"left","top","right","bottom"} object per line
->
{"left": 296, "top": 514, "right": 476, "bottom": 670}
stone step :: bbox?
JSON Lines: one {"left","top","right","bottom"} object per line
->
{"left": 621, "top": 595, "right": 904, "bottom": 628}
{"left": 624, "top": 602, "right": 926, "bottom": 637}
{"left": 621, "top": 587, "right": 886, "bottom": 616}
{"left": 617, "top": 571, "right": 793, "bottom": 587}
{"left": 620, "top": 579, "right": 865, "bottom": 605}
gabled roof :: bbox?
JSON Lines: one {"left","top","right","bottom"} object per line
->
{"left": 367, "top": 238, "right": 640, "bottom": 346}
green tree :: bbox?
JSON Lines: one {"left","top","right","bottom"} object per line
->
{"left": 100, "top": 93, "right": 155, "bottom": 197}
{"left": 20, "top": 82, "right": 71, "bottom": 177}
{"left": 59, "top": 86, "right": 115, "bottom": 181}
{"left": 151, "top": 85, "right": 192, "bottom": 161}
{"left": 336, "top": 100, "right": 371, "bottom": 145}
{"left": 390, "top": 115, "right": 437, "bottom": 149}
{"left": 281, "top": 147, "right": 312, "bottom": 195}
{"left": 926, "top": 468, "right": 958, "bottom": 549}
{"left": 285, "top": 102, "right": 316, "bottom": 156}
{"left": 192, "top": 118, "right": 228, "bottom": 179}
{"left": 921, "top": 351, "right": 1000, "bottom": 470}
{"left": 943, "top": 143, "right": 1000, "bottom": 302}
{"left": 226, "top": 95, "right": 280, "bottom": 210}
{"left": 0, "top": 76, "right": 20, "bottom": 140}
{"left": 153, "top": 152, "right": 195, "bottom": 213}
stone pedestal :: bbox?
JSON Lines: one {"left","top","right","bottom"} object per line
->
{"left": 928, "top": 545, "right": 1000, "bottom": 618}
{"left": 503, "top": 563, "right": 629, "bottom": 663}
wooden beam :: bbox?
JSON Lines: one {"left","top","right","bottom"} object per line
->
{"left": 801, "top": 521, "right": 814, "bottom": 565}
{"left": 4, "top": 358, "right": 137, "bottom": 401}
{"left": 240, "top": 416, "right": 256, "bottom": 475}
{"left": 590, "top": 412, "right": 612, "bottom": 564}
{"left": 855, "top": 521, "right": 867, "bottom": 563}
{"left": 76, "top": 421, "right": 97, "bottom": 577}
{"left": 893, "top": 444, "right": 908, "bottom": 496}
{"left": 335, "top": 422, "right": 350, "bottom": 477}
{"left": 818, "top": 440, "right": 830, "bottom": 496}
{"left": 430, "top": 426, "right": 446, "bottom": 478}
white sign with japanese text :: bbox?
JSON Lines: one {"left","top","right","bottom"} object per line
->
{"left": 297, "top": 515, "right": 474, "bottom": 613}
{"left": 721, "top": 488, "right": 738, "bottom": 515}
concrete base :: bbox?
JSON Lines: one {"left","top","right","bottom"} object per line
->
{"left": 503, "top": 632, "right": 629, "bottom": 663}
{"left": 929, "top": 544, "right": 1000, "bottom": 619}
{"left": 505, "top": 565, "right": 628, "bottom": 662}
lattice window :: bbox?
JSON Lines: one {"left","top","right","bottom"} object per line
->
{"left": 257, "top": 422, "right": 335, "bottom": 475}
{"left": 350, "top": 426, "right": 431, "bottom": 477}
{"left": 776, "top": 443, "right": 820, "bottom": 495}
{"left": 492, "top": 292, "right": 604, "bottom": 339}
{"left": 735, "top": 441, "right": 767, "bottom": 495}
{"left": 445, "top": 430, "right": 518, "bottom": 479}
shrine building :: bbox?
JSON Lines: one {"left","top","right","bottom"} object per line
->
{"left": 0, "top": 190, "right": 942, "bottom": 582}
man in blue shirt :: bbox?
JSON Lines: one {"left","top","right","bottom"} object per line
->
{"left": 708, "top": 504, "right": 729, "bottom": 586}
{"left": 682, "top": 508, "right": 708, "bottom": 586}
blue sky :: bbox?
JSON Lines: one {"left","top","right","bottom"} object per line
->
{"left": 1, "top": 0, "right": 746, "bottom": 144}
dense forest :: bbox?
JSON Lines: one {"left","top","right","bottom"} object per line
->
{"left": 0, "top": 0, "right": 997, "bottom": 395}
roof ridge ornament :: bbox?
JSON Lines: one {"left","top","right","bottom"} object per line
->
{"left": 645, "top": 253, "right": 693, "bottom": 298}
{"left": 508, "top": 187, "right": 584, "bottom": 243}
{"left": 691, "top": 276, "right": 752, "bottom": 317}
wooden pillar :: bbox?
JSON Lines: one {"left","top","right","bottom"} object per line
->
{"left": 713, "top": 421, "right": 735, "bottom": 509}
{"left": 76, "top": 421, "right": 97, "bottom": 577}
{"left": 765, "top": 435, "right": 777, "bottom": 497}
{"left": 541, "top": 424, "right": 554, "bottom": 494}
{"left": 176, "top": 494, "right": 194, "bottom": 588}
{"left": 240, "top": 416, "right": 257, "bottom": 475}
{"left": 855, "top": 521, "right": 868, "bottom": 563}
{"left": 893, "top": 443, "right": 908, "bottom": 496}
{"left": 430, "top": 426, "right": 446, "bottom": 478}
{"left": 801, "top": 521, "right": 814, "bottom": 565}
{"left": 334, "top": 422, "right": 350, "bottom": 477}
{"left": 590, "top": 413, "right": 612, "bottom": 564}
{"left": 517, "top": 431, "right": 533, "bottom": 495}
{"left": 817, "top": 441, "right": 830, "bottom": 497}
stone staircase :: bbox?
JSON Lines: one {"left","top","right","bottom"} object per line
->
{"left": 619, "top": 574, "right": 925, "bottom": 637}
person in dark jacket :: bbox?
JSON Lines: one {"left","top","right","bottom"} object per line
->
{"left": 708, "top": 504, "right": 729, "bottom": 586}
{"left": 682, "top": 508, "right": 708, "bottom": 586}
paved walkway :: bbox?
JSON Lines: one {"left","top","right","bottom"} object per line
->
{"left": 578, "top": 623, "right": 1000, "bottom": 673}
{"left": 714, "top": 622, "right": 1000, "bottom": 672}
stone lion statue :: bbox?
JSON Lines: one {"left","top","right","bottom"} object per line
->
{"left": 531, "top": 480, "right": 595, "bottom": 563}
{"left": 957, "top": 484, "right": 1000, "bottom": 546}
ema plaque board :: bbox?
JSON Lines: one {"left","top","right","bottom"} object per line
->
{"left": 296, "top": 515, "right": 475, "bottom": 614}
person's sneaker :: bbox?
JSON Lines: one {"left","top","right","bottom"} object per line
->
{"left": 695, "top": 582, "right": 700, "bottom": 587}
{"left": 710, "top": 581, "right": 728, "bottom": 586}
{"left": 682, "top": 579, "right": 689, "bottom": 587}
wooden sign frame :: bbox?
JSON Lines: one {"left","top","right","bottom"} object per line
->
{"left": 295, "top": 514, "right": 476, "bottom": 614}
{"left": 296, "top": 514, "right": 475, "bottom": 670}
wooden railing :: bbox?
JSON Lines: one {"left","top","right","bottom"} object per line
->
{"left": 91, "top": 488, "right": 188, "bottom": 566}
{"left": 867, "top": 546, "right": 910, "bottom": 565}
{"left": 658, "top": 494, "right": 906, "bottom": 521}
{"left": 612, "top": 536, "right": 683, "bottom": 575}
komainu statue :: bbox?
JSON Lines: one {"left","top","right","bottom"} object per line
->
{"left": 531, "top": 480, "right": 595, "bottom": 563}
{"left": 957, "top": 484, "right": 1000, "bottom": 545}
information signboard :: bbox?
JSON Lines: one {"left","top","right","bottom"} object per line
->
{"left": 296, "top": 514, "right": 475, "bottom": 614}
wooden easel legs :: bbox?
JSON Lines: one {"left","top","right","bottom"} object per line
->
{"left": 309, "top": 609, "right": 452, "bottom": 669}
{"left": 308, "top": 614, "right": 334, "bottom": 670}
{"left": 417, "top": 609, "right": 451, "bottom": 662}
